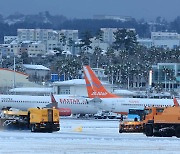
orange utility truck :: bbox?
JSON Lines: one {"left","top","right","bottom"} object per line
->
{"left": 119, "top": 107, "right": 164, "bottom": 133}
{"left": 145, "top": 106, "right": 180, "bottom": 137}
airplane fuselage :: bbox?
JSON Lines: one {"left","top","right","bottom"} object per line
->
{"left": 94, "top": 97, "right": 176, "bottom": 114}
{"left": 0, "top": 95, "right": 98, "bottom": 114}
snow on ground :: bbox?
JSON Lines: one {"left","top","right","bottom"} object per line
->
{"left": 0, "top": 118, "right": 180, "bottom": 154}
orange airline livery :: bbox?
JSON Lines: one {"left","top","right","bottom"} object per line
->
{"left": 83, "top": 65, "right": 179, "bottom": 114}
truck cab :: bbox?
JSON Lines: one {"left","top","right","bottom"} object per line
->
{"left": 143, "top": 107, "right": 164, "bottom": 124}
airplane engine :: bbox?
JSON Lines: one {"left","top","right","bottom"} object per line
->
{"left": 58, "top": 108, "right": 71, "bottom": 116}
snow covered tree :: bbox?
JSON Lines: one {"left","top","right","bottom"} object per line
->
{"left": 80, "top": 31, "right": 92, "bottom": 53}
{"left": 59, "top": 33, "right": 66, "bottom": 50}
{"left": 113, "top": 29, "right": 137, "bottom": 54}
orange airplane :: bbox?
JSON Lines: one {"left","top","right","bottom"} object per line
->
{"left": 83, "top": 65, "right": 178, "bottom": 114}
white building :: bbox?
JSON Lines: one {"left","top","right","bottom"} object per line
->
{"left": 17, "top": 29, "right": 54, "bottom": 42}
{"left": 101, "top": 28, "right": 136, "bottom": 45}
{"left": 9, "top": 40, "right": 46, "bottom": 57}
{"left": 22, "top": 64, "right": 50, "bottom": 82}
{"left": 52, "top": 79, "right": 113, "bottom": 96}
{"left": 137, "top": 38, "right": 153, "bottom": 48}
{"left": 151, "top": 32, "right": 180, "bottom": 49}
{"left": 10, "top": 41, "right": 20, "bottom": 56}
{"left": 0, "top": 44, "right": 11, "bottom": 57}
{"left": 17, "top": 29, "right": 79, "bottom": 54}
{"left": 101, "top": 28, "right": 117, "bottom": 44}
{"left": 46, "top": 40, "right": 60, "bottom": 51}
{"left": 59, "top": 30, "right": 78, "bottom": 42}
{"left": 28, "top": 41, "right": 46, "bottom": 57}
{"left": 58, "top": 30, "right": 79, "bottom": 54}
{"left": 88, "top": 37, "right": 109, "bottom": 54}
{"left": 4, "top": 36, "right": 18, "bottom": 44}
{"left": 9, "top": 87, "right": 52, "bottom": 95}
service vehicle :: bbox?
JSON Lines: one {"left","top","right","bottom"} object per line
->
{"left": 119, "top": 98, "right": 179, "bottom": 135}
{"left": 119, "top": 107, "right": 166, "bottom": 133}
{"left": 145, "top": 106, "right": 180, "bottom": 137}
{"left": 0, "top": 107, "right": 60, "bottom": 133}
{"left": 119, "top": 108, "right": 144, "bottom": 133}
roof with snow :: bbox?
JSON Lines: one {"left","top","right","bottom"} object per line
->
{"left": 22, "top": 41, "right": 32, "bottom": 44}
{"left": 23, "top": 64, "right": 50, "bottom": 71}
{"left": 9, "top": 87, "right": 52, "bottom": 93}
{"left": 114, "top": 89, "right": 136, "bottom": 95}
{"left": 53, "top": 79, "right": 109, "bottom": 86}
{"left": 62, "top": 50, "right": 72, "bottom": 55}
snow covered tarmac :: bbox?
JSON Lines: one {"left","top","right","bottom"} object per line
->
{"left": 0, "top": 118, "right": 180, "bottom": 154}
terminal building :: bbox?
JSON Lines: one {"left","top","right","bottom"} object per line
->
{"left": 151, "top": 32, "right": 180, "bottom": 49}
{"left": 152, "top": 63, "right": 180, "bottom": 90}
{"left": 138, "top": 32, "right": 180, "bottom": 49}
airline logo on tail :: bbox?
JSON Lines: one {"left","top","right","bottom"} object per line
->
{"left": 83, "top": 66, "right": 119, "bottom": 98}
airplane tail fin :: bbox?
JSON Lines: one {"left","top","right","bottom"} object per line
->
{"left": 83, "top": 65, "right": 119, "bottom": 98}
{"left": 173, "top": 97, "right": 179, "bottom": 107}
{"left": 48, "top": 93, "right": 58, "bottom": 109}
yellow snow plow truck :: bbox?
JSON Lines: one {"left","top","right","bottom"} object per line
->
{"left": 0, "top": 108, "right": 60, "bottom": 133}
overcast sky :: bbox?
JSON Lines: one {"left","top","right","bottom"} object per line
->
{"left": 0, "top": 0, "right": 180, "bottom": 21}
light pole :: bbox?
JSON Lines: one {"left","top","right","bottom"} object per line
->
{"left": 13, "top": 56, "right": 16, "bottom": 89}
{"left": 3, "top": 79, "right": 8, "bottom": 94}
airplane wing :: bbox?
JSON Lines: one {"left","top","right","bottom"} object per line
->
{"left": 45, "top": 103, "right": 55, "bottom": 108}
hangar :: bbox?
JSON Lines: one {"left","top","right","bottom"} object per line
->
{"left": 0, "top": 68, "right": 38, "bottom": 93}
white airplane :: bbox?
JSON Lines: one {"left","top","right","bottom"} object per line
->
{"left": 0, "top": 93, "right": 98, "bottom": 115}
{"left": 83, "top": 65, "right": 179, "bottom": 114}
